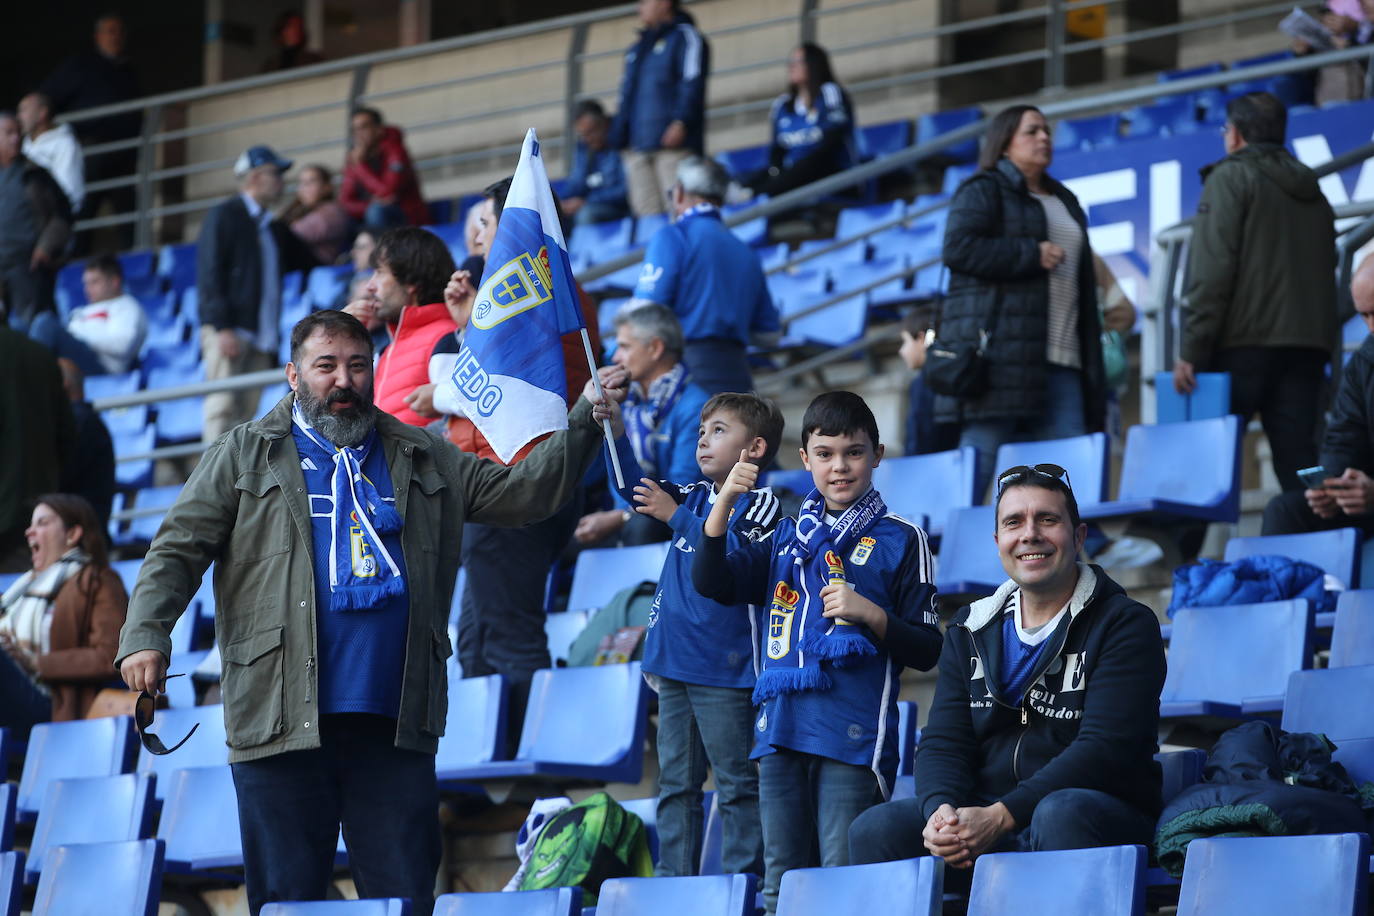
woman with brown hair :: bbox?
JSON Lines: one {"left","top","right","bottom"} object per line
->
{"left": 281, "top": 163, "right": 352, "bottom": 264}
{"left": 0, "top": 493, "right": 127, "bottom": 733}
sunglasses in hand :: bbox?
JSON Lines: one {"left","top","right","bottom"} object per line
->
{"left": 135, "top": 674, "right": 199, "bottom": 756}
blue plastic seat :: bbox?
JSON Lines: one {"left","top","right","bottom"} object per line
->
{"left": 1176, "top": 833, "right": 1368, "bottom": 916}
{"left": 156, "top": 395, "right": 207, "bottom": 444}
{"left": 715, "top": 144, "right": 770, "bottom": 180}
{"left": 1330, "top": 590, "right": 1374, "bottom": 667}
{"left": 1053, "top": 114, "right": 1121, "bottom": 152}
{"left": 1281, "top": 664, "right": 1374, "bottom": 744}
{"left": 433, "top": 887, "right": 581, "bottom": 916}
{"left": 103, "top": 403, "right": 151, "bottom": 439}
{"left": 1154, "top": 371, "right": 1230, "bottom": 423}
{"left": 17, "top": 716, "right": 136, "bottom": 821}
{"left": 896, "top": 700, "right": 918, "bottom": 777}
{"left": 566, "top": 543, "right": 670, "bottom": 613}
{"left": 916, "top": 106, "right": 982, "bottom": 163}
{"left": 160, "top": 243, "right": 198, "bottom": 292}
{"left": 618, "top": 797, "right": 660, "bottom": 863}
{"left": 872, "top": 447, "right": 977, "bottom": 536}
{"left": 261, "top": 902, "right": 410, "bottom": 915}
{"left": 795, "top": 239, "right": 869, "bottom": 272}
{"left": 633, "top": 213, "right": 669, "bottom": 245}
{"left": 31, "top": 838, "right": 164, "bottom": 916}
{"left": 777, "top": 856, "right": 942, "bottom": 915}
{"left": 146, "top": 363, "right": 205, "bottom": 391}
{"left": 784, "top": 291, "right": 867, "bottom": 348}
{"left": 762, "top": 468, "right": 813, "bottom": 496}
{"left": 435, "top": 675, "right": 507, "bottom": 785}
{"left": 25, "top": 773, "right": 155, "bottom": 884}
{"left": 1158, "top": 62, "right": 1225, "bottom": 84}
{"left": 305, "top": 265, "right": 352, "bottom": 310}
{"left": 936, "top": 505, "right": 1003, "bottom": 597}
{"left": 941, "top": 164, "right": 977, "bottom": 196}
{"left": 546, "top": 609, "right": 591, "bottom": 665}
{"left": 0, "top": 851, "right": 20, "bottom": 916}
{"left": 1124, "top": 97, "right": 1200, "bottom": 139}
{"left": 86, "top": 370, "right": 143, "bottom": 403}
{"left": 969, "top": 844, "right": 1145, "bottom": 915}
{"left": 836, "top": 201, "right": 905, "bottom": 241}
{"left": 1157, "top": 749, "right": 1206, "bottom": 804}
{"left": 859, "top": 120, "right": 913, "bottom": 160}
{"left": 993, "top": 432, "right": 1111, "bottom": 506}
{"left": 1160, "top": 600, "right": 1312, "bottom": 719}
{"left": 135, "top": 704, "right": 229, "bottom": 801}
{"left": 766, "top": 269, "right": 828, "bottom": 315}
{"left": 158, "top": 765, "right": 244, "bottom": 873}
{"left": 118, "top": 250, "right": 156, "bottom": 280}
{"left": 1080, "top": 416, "right": 1242, "bottom": 524}
{"left": 54, "top": 263, "right": 86, "bottom": 316}
{"left": 180, "top": 286, "right": 199, "bottom": 323}
{"left": 600, "top": 874, "right": 756, "bottom": 916}
{"left": 114, "top": 427, "right": 157, "bottom": 489}
{"left": 569, "top": 217, "right": 634, "bottom": 267}
{"left": 140, "top": 342, "right": 200, "bottom": 375}
{"left": 425, "top": 221, "right": 468, "bottom": 260}
{"left": 0, "top": 783, "right": 13, "bottom": 852}
{"left": 435, "top": 663, "right": 649, "bottom": 784}
{"left": 1223, "top": 528, "right": 1361, "bottom": 595}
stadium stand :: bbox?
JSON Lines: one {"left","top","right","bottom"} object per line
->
{"left": 24, "top": 772, "right": 155, "bottom": 884}
{"left": 16, "top": 717, "right": 138, "bottom": 822}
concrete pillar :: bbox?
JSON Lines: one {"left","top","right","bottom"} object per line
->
{"left": 203, "top": 0, "right": 225, "bottom": 85}
{"left": 398, "top": 0, "right": 432, "bottom": 47}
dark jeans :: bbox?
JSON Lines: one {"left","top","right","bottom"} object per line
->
{"left": 1213, "top": 346, "right": 1328, "bottom": 493}
{"left": 230, "top": 713, "right": 441, "bottom": 916}
{"left": 363, "top": 202, "right": 410, "bottom": 232}
{"left": 655, "top": 677, "right": 762, "bottom": 878}
{"left": 28, "top": 311, "right": 106, "bottom": 377}
{"left": 1, "top": 256, "right": 56, "bottom": 329}
{"left": 758, "top": 749, "right": 883, "bottom": 914}
{"left": 0, "top": 649, "right": 52, "bottom": 738}
{"left": 76, "top": 149, "right": 137, "bottom": 255}
{"left": 1262, "top": 488, "right": 1374, "bottom": 538}
{"left": 683, "top": 339, "right": 753, "bottom": 397}
{"left": 848, "top": 788, "right": 1156, "bottom": 893}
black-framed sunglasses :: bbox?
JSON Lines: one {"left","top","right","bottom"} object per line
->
{"left": 996, "top": 463, "right": 1072, "bottom": 494}
{"left": 135, "top": 674, "right": 199, "bottom": 756}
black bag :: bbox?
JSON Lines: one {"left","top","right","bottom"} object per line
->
{"left": 924, "top": 327, "right": 989, "bottom": 397}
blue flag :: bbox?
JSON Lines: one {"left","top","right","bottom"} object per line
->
{"left": 446, "top": 129, "right": 586, "bottom": 462}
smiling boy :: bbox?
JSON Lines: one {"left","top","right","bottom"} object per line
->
{"left": 691, "top": 390, "right": 941, "bottom": 913}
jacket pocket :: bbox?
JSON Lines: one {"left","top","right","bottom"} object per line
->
{"left": 220, "top": 625, "right": 286, "bottom": 749}
{"left": 422, "top": 628, "right": 454, "bottom": 737}
{"left": 231, "top": 471, "right": 291, "bottom": 564}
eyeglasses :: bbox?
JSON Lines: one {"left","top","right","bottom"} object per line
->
{"left": 995, "top": 463, "right": 1072, "bottom": 494}
{"left": 135, "top": 674, "right": 199, "bottom": 756}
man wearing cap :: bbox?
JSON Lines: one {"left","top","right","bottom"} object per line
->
{"left": 196, "top": 145, "right": 317, "bottom": 441}
{"left": 847, "top": 465, "right": 1165, "bottom": 884}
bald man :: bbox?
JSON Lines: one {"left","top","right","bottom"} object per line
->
{"left": 1263, "top": 252, "right": 1374, "bottom": 535}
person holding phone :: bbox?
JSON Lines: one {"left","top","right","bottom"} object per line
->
{"left": 1263, "top": 253, "right": 1374, "bottom": 535}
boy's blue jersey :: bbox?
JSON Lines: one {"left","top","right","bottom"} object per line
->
{"left": 714, "top": 511, "right": 939, "bottom": 796}
{"left": 607, "top": 436, "right": 781, "bottom": 688}
{"left": 769, "top": 82, "right": 857, "bottom": 172}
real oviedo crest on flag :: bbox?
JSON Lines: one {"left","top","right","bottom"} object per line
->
{"left": 446, "top": 129, "right": 586, "bottom": 463}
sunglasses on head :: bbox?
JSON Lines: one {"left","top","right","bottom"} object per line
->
{"left": 995, "top": 463, "right": 1072, "bottom": 494}
{"left": 135, "top": 674, "right": 199, "bottom": 756}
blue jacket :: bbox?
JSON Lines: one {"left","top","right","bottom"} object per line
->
{"left": 1167, "top": 555, "right": 1333, "bottom": 617}
{"left": 610, "top": 11, "right": 709, "bottom": 153}
{"left": 693, "top": 509, "right": 941, "bottom": 796}
{"left": 566, "top": 144, "right": 629, "bottom": 208}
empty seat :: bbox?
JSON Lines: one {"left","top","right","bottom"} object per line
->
{"left": 617, "top": 797, "right": 661, "bottom": 863}
{"left": 715, "top": 144, "right": 770, "bottom": 180}
{"left": 969, "top": 844, "right": 1145, "bottom": 916}
{"left": 135, "top": 704, "right": 229, "bottom": 801}
{"left": 31, "top": 839, "right": 164, "bottom": 916}
{"left": 1222, "top": 528, "right": 1360, "bottom": 592}
{"left": 25, "top": 773, "right": 155, "bottom": 884}
{"left": 114, "top": 427, "right": 157, "bottom": 489}
{"left": 566, "top": 543, "right": 669, "bottom": 613}
{"left": 784, "top": 291, "right": 867, "bottom": 348}
{"left": 1080, "top": 416, "right": 1242, "bottom": 524}
{"left": 858, "top": 120, "right": 913, "bottom": 160}
{"left": 993, "top": 432, "right": 1111, "bottom": 506}
{"left": 433, "top": 887, "right": 581, "bottom": 916}
{"left": 915, "top": 106, "right": 982, "bottom": 163}
{"left": 0, "top": 851, "right": 20, "bottom": 916}
{"left": 86, "top": 370, "right": 143, "bottom": 404}
{"left": 776, "top": 857, "right": 942, "bottom": 915}
{"left": 1160, "top": 600, "right": 1312, "bottom": 719}
{"left": 897, "top": 700, "right": 918, "bottom": 777}
{"left": 1124, "top": 97, "right": 1200, "bottom": 138}
{"left": 1154, "top": 371, "right": 1230, "bottom": 423}
{"left": 155, "top": 395, "right": 207, "bottom": 444}
{"left": 599, "top": 874, "right": 756, "bottom": 916}
{"left": 545, "top": 609, "right": 591, "bottom": 665}
{"left": 872, "top": 447, "right": 977, "bottom": 536}
{"left": 17, "top": 716, "right": 137, "bottom": 821}
{"left": 836, "top": 201, "right": 905, "bottom": 241}
{"left": 1329, "top": 590, "right": 1374, "bottom": 667}
{"left": 0, "top": 783, "right": 12, "bottom": 852}
{"left": 1053, "top": 114, "right": 1121, "bottom": 152}
{"left": 762, "top": 468, "right": 814, "bottom": 496}
{"left": 1176, "top": 833, "right": 1368, "bottom": 916}
{"left": 261, "top": 902, "right": 410, "bottom": 915}
{"left": 158, "top": 765, "right": 244, "bottom": 873}
{"left": 936, "top": 505, "right": 1004, "bottom": 597}
{"left": 569, "top": 217, "right": 634, "bottom": 266}
{"left": 435, "top": 675, "right": 507, "bottom": 785}
{"left": 305, "top": 265, "right": 352, "bottom": 310}
{"left": 1158, "top": 62, "right": 1226, "bottom": 84}
{"left": 633, "top": 213, "right": 669, "bottom": 245}
{"left": 1157, "top": 749, "right": 1206, "bottom": 804}
{"left": 1282, "top": 665, "right": 1374, "bottom": 745}
{"left": 160, "top": 243, "right": 198, "bottom": 292}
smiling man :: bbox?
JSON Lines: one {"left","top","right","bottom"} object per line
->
{"left": 848, "top": 464, "right": 1166, "bottom": 887}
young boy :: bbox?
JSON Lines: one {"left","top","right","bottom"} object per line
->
{"left": 600, "top": 382, "right": 786, "bottom": 880}
{"left": 692, "top": 390, "right": 942, "bottom": 913}
{"left": 899, "top": 307, "right": 958, "bottom": 457}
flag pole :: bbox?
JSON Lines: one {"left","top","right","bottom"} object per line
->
{"left": 580, "top": 327, "right": 625, "bottom": 490}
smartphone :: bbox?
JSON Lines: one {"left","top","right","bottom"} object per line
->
{"left": 1297, "top": 465, "right": 1343, "bottom": 490}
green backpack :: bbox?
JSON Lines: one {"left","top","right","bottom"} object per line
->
{"left": 517, "top": 792, "right": 654, "bottom": 903}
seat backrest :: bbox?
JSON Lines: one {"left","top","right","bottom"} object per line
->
{"left": 1177, "top": 833, "right": 1368, "bottom": 916}
{"left": 135, "top": 705, "right": 229, "bottom": 800}
{"left": 0, "top": 784, "right": 12, "bottom": 853}
{"left": 617, "top": 797, "right": 660, "bottom": 863}
{"left": 1281, "top": 665, "right": 1374, "bottom": 742}
{"left": 26, "top": 773, "right": 155, "bottom": 883}
{"left": 1117, "top": 416, "right": 1241, "bottom": 517}
{"left": 993, "top": 432, "right": 1111, "bottom": 506}
{"left": 436, "top": 674, "right": 506, "bottom": 771}
{"left": 0, "top": 851, "right": 21, "bottom": 916}
{"left": 433, "top": 887, "right": 580, "bottom": 916}
{"left": 517, "top": 663, "right": 647, "bottom": 775}
{"left": 761, "top": 469, "right": 813, "bottom": 496}
{"left": 1222, "top": 528, "right": 1361, "bottom": 590}
{"left": 1153, "top": 372, "right": 1230, "bottom": 423}
{"left": 17, "top": 716, "right": 136, "bottom": 819}
{"left": 969, "top": 845, "right": 1144, "bottom": 916}
{"left": 31, "top": 839, "right": 164, "bottom": 916}
{"left": 777, "top": 857, "right": 942, "bottom": 915}
{"left": 897, "top": 701, "right": 918, "bottom": 777}
{"left": 156, "top": 765, "right": 243, "bottom": 870}
{"left": 788, "top": 292, "right": 868, "bottom": 347}
{"left": 566, "top": 543, "right": 669, "bottom": 613}
{"left": 1156, "top": 749, "right": 1206, "bottom": 804}
{"left": 936, "top": 505, "right": 1005, "bottom": 596}
{"left": 1331, "top": 590, "right": 1374, "bottom": 667}
{"left": 598, "top": 874, "right": 755, "bottom": 916}
{"left": 1161, "top": 600, "right": 1312, "bottom": 706}
{"left": 872, "top": 447, "right": 976, "bottom": 535}
{"left": 261, "top": 901, "right": 410, "bottom": 915}
{"left": 545, "top": 609, "right": 590, "bottom": 665}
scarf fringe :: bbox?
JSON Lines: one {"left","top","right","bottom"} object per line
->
{"left": 371, "top": 503, "right": 403, "bottom": 533}
{"left": 801, "top": 625, "right": 878, "bottom": 665}
{"left": 752, "top": 663, "right": 832, "bottom": 704}
{"left": 325, "top": 568, "right": 407, "bottom": 612}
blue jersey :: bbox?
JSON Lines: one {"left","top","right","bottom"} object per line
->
{"left": 607, "top": 436, "right": 781, "bottom": 688}
{"left": 769, "top": 82, "right": 857, "bottom": 172}
{"left": 566, "top": 144, "right": 628, "bottom": 207}
{"left": 701, "top": 510, "right": 940, "bottom": 796}
{"left": 632, "top": 206, "right": 779, "bottom": 345}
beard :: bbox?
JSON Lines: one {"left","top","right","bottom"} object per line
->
{"left": 296, "top": 383, "right": 377, "bottom": 447}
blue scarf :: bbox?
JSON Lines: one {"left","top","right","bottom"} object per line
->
{"left": 754, "top": 486, "right": 887, "bottom": 703}
{"left": 292, "top": 403, "right": 405, "bottom": 612}
{"left": 622, "top": 362, "right": 691, "bottom": 475}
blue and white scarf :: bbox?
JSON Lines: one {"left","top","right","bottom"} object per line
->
{"left": 292, "top": 403, "right": 405, "bottom": 611}
{"left": 754, "top": 486, "right": 887, "bottom": 703}
{"left": 622, "top": 361, "right": 691, "bottom": 475}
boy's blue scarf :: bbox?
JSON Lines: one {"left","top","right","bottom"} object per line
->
{"left": 622, "top": 361, "right": 690, "bottom": 475}
{"left": 292, "top": 403, "right": 405, "bottom": 612}
{"left": 754, "top": 486, "right": 886, "bottom": 703}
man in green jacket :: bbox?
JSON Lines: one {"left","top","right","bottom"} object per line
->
{"left": 1172, "top": 91, "right": 1337, "bottom": 492}
{"left": 117, "top": 310, "right": 616, "bottom": 916}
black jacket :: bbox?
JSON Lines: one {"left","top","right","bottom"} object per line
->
{"left": 915, "top": 565, "right": 1166, "bottom": 828}
{"left": 40, "top": 50, "right": 142, "bottom": 143}
{"left": 1321, "top": 333, "right": 1374, "bottom": 476}
{"left": 935, "top": 159, "right": 1106, "bottom": 429}
{"left": 196, "top": 195, "right": 315, "bottom": 335}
